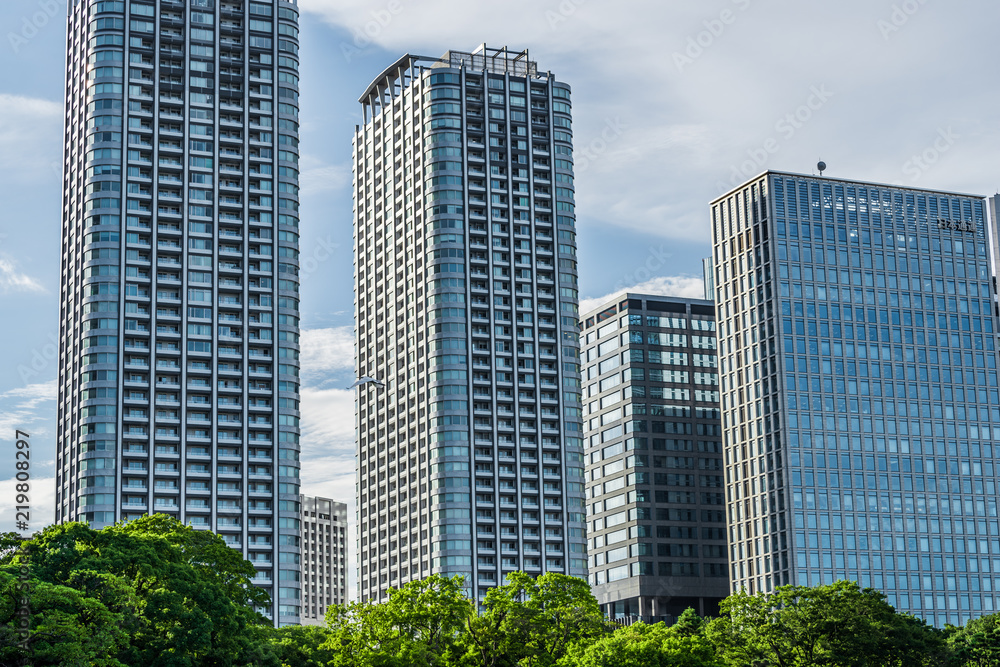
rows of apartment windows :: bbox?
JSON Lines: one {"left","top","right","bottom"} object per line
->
{"left": 354, "top": 82, "right": 577, "bottom": 458}
{"left": 353, "top": 59, "right": 583, "bottom": 596}
{"left": 64, "top": 14, "right": 301, "bottom": 492}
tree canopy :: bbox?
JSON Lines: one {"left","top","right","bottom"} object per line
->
{"left": 3, "top": 518, "right": 999, "bottom": 667}
{"left": 705, "top": 580, "right": 946, "bottom": 667}
{"left": 0, "top": 515, "right": 278, "bottom": 667}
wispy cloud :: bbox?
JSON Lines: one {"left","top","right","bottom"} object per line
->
{"left": 299, "top": 159, "right": 352, "bottom": 196}
{"left": 580, "top": 275, "right": 706, "bottom": 315}
{"left": 300, "top": 0, "right": 1000, "bottom": 242}
{"left": 0, "top": 382, "right": 58, "bottom": 517}
{"left": 0, "top": 379, "right": 58, "bottom": 403}
{"left": 0, "top": 380, "right": 58, "bottom": 436}
{"left": 0, "top": 256, "right": 45, "bottom": 293}
{"left": 0, "top": 94, "right": 62, "bottom": 178}
{"left": 299, "top": 385, "right": 357, "bottom": 594}
{"left": 299, "top": 387, "right": 355, "bottom": 504}
{"left": 0, "top": 93, "right": 60, "bottom": 118}
{"left": 0, "top": 476, "right": 55, "bottom": 533}
{"left": 301, "top": 326, "right": 355, "bottom": 383}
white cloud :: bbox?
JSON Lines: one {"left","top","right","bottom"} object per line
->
{"left": 0, "top": 380, "right": 58, "bottom": 438}
{"left": 0, "top": 256, "right": 45, "bottom": 294}
{"left": 0, "top": 94, "right": 62, "bottom": 178}
{"left": 299, "top": 385, "right": 357, "bottom": 594}
{"left": 300, "top": 0, "right": 1000, "bottom": 243}
{"left": 0, "top": 476, "right": 55, "bottom": 534}
{"left": 0, "top": 381, "right": 58, "bottom": 491}
{"left": 301, "top": 327, "right": 355, "bottom": 382}
{"left": 580, "top": 275, "right": 706, "bottom": 315}
{"left": 299, "top": 160, "right": 352, "bottom": 196}
{"left": 0, "top": 379, "right": 58, "bottom": 403}
{"left": 301, "top": 386, "right": 355, "bottom": 446}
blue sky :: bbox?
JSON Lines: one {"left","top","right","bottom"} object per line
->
{"left": 1, "top": 0, "right": 998, "bottom": 587}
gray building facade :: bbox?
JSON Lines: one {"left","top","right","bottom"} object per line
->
{"left": 581, "top": 294, "right": 729, "bottom": 622}
{"left": 300, "top": 495, "right": 348, "bottom": 625}
{"left": 56, "top": 0, "right": 302, "bottom": 624}
{"left": 712, "top": 171, "right": 997, "bottom": 626}
{"left": 353, "top": 45, "right": 588, "bottom": 603}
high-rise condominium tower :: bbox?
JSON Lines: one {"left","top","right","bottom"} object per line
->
{"left": 56, "top": 0, "right": 302, "bottom": 624}
{"left": 353, "top": 45, "right": 588, "bottom": 602}
{"left": 300, "top": 495, "right": 348, "bottom": 625}
{"left": 581, "top": 294, "right": 729, "bottom": 623}
{"left": 712, "top": 171, "right": 997, "bottom": 626}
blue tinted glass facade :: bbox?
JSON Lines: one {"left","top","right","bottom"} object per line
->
{"left": 712, "top": 172, "right": 995, "bottom": 627}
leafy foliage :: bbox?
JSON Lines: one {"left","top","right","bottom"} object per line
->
{"left": 460, "top": 571, "right": 606, "bottom": 667}
{"left": 557, "top": 619, "right": 721, "bottom": 667}
{"left": 946, "top": 613, "right": 1000, "bottom": 667}
{"left": 705, "top": 580, "right": 945, "bottom": 667}
{"left": 321, "top": 574, "right": 473, "bottom": 667}
{"left": 3, "top": 519, "right": 999, "bottom": 667}
{"left": 0, "top": 515, "right": 279, "bottom": 667}
{"left": 266, "top": 625, "right": 337, "bottom": 667}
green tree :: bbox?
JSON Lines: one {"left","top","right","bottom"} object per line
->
{"left": 461, "top": 571, "right": 606, "bottom": 667}
{"left": 267, "top": 624, "right": 336, "bottom": 667}
{"left": 321, "top": 574, "right": 473, "bottom": 667}
{"left": 557, "top": 621, "right": 721, "bottom": 667}
{"left": 706, "top": 580, "right": 945, "bottom": 667}
{"left": 0, "top": 570, "right": 133, "bottom": 666}
{"left": 946, "top": 613, "right": 1000, "bottom": 666}
{"left": 672, "top": 608, "right": 706, "bottom": 637}
{"left": 0, "top": 516, "right": 280, "bottom": 667}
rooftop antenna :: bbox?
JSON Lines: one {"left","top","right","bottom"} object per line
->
{"left": 817, "top": 160, "right": 827, "bottom": 176}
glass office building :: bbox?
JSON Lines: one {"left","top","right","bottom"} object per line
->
{"left": 353, "top": 45, "right": 588, "bottom": 602}
{"left": 56, "top": 0, "right": 302, "bottom": 624}
{"left": 711, "top": 171, "right": 996, "bottom": 626}
{"left": 581, "top": 294, "right": 729, "bottom": 623}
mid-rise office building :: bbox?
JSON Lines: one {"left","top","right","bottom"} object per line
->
{"left": 300, "top": 495, "right": 348, "bottom": 625}
{"left": 712, "top": 171, "right": 996, "bottom": 626}
{"left": 581, "top": 294, "right": 729, "bottom": 622}
{"left": 56, "top": 0, "right": 302, "bottom": 624}
{"left": 353, "top": 45, "right": 588, "bottom": 602}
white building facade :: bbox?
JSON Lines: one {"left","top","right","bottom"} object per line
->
{"left": 353, "top": 45, "right": 588, "bottom": 602}
{"left": 300, "top": 495, "right": 348, "bottom": 624}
